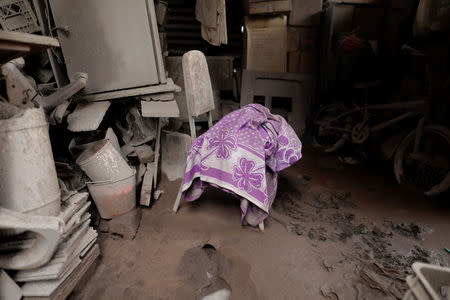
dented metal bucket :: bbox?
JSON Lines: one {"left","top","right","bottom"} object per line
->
{"left": 87, "top": 171, "right": 136, "bottom": 219}
{"left": 76, "top": 139, "right": 132, "bottom": 182}
{"left": 0, "top": 107, "right": 60, "bottom": 216}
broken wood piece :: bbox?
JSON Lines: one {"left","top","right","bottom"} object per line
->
{"left": 140, "top": 100, "right": 180, "bottom": 118}
{"left": 67, "top": 101, "right": 111, "bottom": 132}
{"left": 82, "top": 78, "right": 180, "bottom": 102}
{"left": 140, "top": 163, "right": 155, "bottom": 206}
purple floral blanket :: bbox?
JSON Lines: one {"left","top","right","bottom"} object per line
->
{"left": 182, "top": 104, "right": 302, "bottom": 226}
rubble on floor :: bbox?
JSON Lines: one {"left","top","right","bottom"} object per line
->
{"left": 272, "top": 174, "right": 448, "bottom": 299}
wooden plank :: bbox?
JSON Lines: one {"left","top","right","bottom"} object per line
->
{"left": 141, "top": 100, "right": 180, "bottom": 118}
{"left": 0, "top": 30, "right": 59, "bottom": 64}
{"left": 140, "top": 164, "right": 154, "bottom": 206}
{"left": 82, "top": 79, "right": 181, "bottom": 102}
{"left": 0, "top": 30, "right": 60, "bottom": 47}
{"left": 140, "top": 92, "right": 174, "bottom": 101}
{"left": 0, "top": 42, "right": 31, "bottom": 52}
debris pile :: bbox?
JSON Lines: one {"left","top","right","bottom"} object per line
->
{"left": 272, "top": 175, "right": 448, "bottom": 299}
{"left": 1, "top": 1, "right": 183, "bottom": 293}
{"left": 0, "top": 104, "right": 99, "bottom": 299}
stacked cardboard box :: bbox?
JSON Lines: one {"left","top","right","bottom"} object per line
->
{"left": 246, "top": 0, "right": 292, "bottom": 15}
{"left": 287, "top": 26, "right": 318, "bottom": 74}
{"left": 244, "top": 15, "right": 288, "bottom": 73}
{"left": 286, "top": 0, "right": 321, "bottom": 75}
{"left": 244, "top": 0, "right": 321, "bottom": 75}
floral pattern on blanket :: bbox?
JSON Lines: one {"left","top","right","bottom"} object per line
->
{"left": 182, "top": 104, "right": 302, "bottom": 225}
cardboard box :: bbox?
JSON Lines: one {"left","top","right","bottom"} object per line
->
{"left": 244, "top": 16, "right": 287, "bottom": 73}
{"left": 248, "top": 0, "right": 292, "bottom": 15}
{"left": 289, "top": 0, "right": 322, "bottom": 26}
{"left": 287, "top": 27, "right": 318, "bottom": 74}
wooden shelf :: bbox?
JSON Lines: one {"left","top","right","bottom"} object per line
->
{"left": 0, "top": 30, "right": 60, "bottom": 64}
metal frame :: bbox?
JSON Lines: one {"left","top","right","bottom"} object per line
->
{"left": 315, "top": 100, "right": 429, "bottom": 136}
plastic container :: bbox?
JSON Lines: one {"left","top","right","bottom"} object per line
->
{"left": 76, "top": 139, "right": 133, "bottom": 182}
{"left": 403, "top": 262, "right": 450, "bottom": 300}
{"left": 87, "top": 171, "right": 136, "bottom": 219}
{"left": 0, "top": 0, "right": 40, "bottom": 33}
{"left": 0, "top": 107, "right": 60, "bottom": 216}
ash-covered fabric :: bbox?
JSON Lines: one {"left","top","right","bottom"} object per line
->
{"left": 181, "top": 104, "right": 302, "bottom": 226}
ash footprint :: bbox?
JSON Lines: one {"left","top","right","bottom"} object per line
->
{"left": 177, "top": 244, "right": 231, "bottom": 299}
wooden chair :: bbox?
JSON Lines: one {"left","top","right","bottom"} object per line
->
{"left": 172, "top": 50, "right": 215, "bottom": 212}
{"left": 172, "top": 51, "right": 264, "bottom": 231}
{"left": 183, "top": 50, "right": 215, "bottom": 141}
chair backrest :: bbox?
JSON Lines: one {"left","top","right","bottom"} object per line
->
{"left": 182, "top": 50, "right": 215, "bottom": 117}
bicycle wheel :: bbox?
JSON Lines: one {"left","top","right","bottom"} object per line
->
{"left": 394, "top": 125, "right": 450, "bottom": 196}
{"left": 313, "top": 104, "right": 348, "bottom": 152}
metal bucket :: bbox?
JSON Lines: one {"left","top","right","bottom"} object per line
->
{"left": 87, "top": 171, "right": 136, "bottom": 219}
{"left": 0, "top": 107, "right": 60, "bottom": 216}
{"left": 76, "top": 139, "right": 133, "bottom": 182}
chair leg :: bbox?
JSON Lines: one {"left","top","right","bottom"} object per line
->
{"left": 207, "top": 111, "right": 213, "bottom": 128}
{"left": 172, "top": 184, "right": 183, "bottom": 213}
{"left": 153, "top": 118, "right": 162, "bottom": 189}
{"left": 258, "top": 221, "right": 264, "bottom": 231}
{"left": 188, "top": 115, "right": 196, "bottom": 141}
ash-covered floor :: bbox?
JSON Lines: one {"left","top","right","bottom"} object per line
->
{"left": 72, "top": 147, "right": 450, "bottom": 299}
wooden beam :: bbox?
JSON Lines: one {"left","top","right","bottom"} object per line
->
{"left": 0, "top": 30, "right": 59, "bottom": 64}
